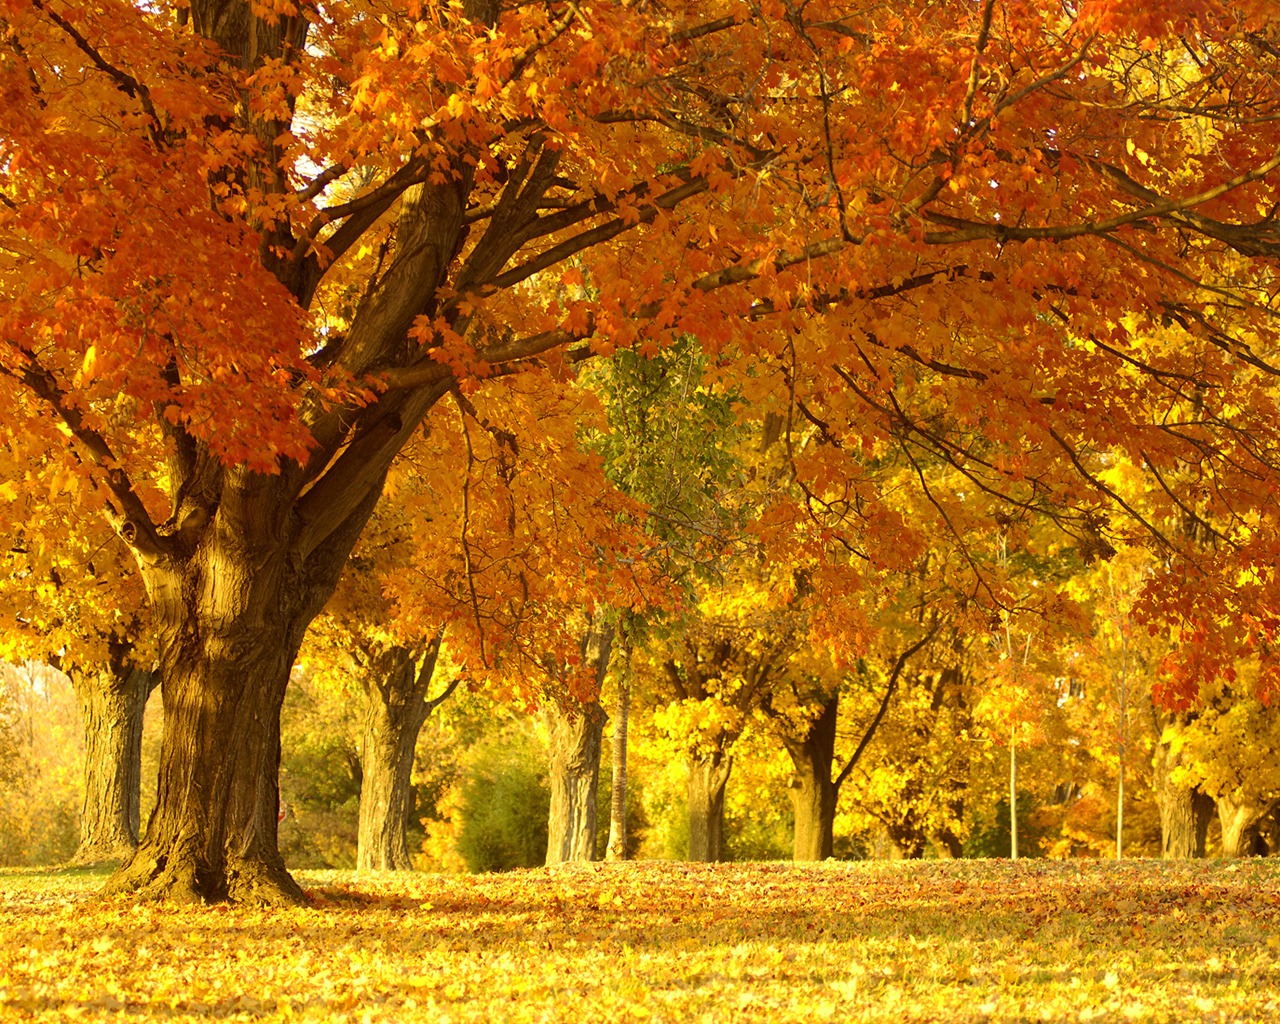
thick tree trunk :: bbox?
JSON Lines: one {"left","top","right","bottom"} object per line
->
{"left": 784, "top": 692, "right": 838, "bottom": 861}
{"left": 104, "top": 486, "right": 379, "bottom": 906}
{"left": 544, "top": 701, "right": 607, "bottom": 864}
{"left": 357, "top": 636, "right": 449, "bottom": 871}
{"left": 105, "top": 628, "right": 301, "bottom": 903}
{"left": 1162, "top": 786, "right": 1215, "bottom": 858}
{"left": 545, "top": 621, "right": 613, "bottom": 865}
{"left": 687, "top": 753, "right": 732, "bottom": 862}
{"left": 1152, "top": 716, "right": 1214, "bottom": 858}
{"left": 69, "top": 651, "right": 158, "bottom": 864}
{"left": 605, "top": 639, "right": 631, "bottom": 861}
{"left": 1217, "top": 793, "right": 1277, "bottom": 858}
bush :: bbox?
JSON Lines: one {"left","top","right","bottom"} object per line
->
{"left": 279, "top": 669, "right": 361, "bottom": 868}
{"left": 964, "top": 791, "right": 1053, "bottom": 858}
{"left": 455, "top": 723, "right": 550, "bottom": 872}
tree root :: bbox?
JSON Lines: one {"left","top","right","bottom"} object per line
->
{"left": 102, "top": 846, "right": 308, "bottom": 907}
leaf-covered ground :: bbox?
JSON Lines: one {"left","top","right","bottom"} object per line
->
{"left": 2, "top": 859, "right": 1278, "bottom": 1022}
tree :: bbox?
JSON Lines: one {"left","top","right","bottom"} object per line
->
{"left": 5, "top": 0, "right": 1280, "bottom": 902}
{"left": 353, "top": 636, "right": 456, "bottom": 870}
{"left": 645, "top": 572, "right": 804, "bottom": 862}
{"left": 63, "top": 640, "right": 158, "bottom": 863}
{"left": 1163, "top": 670, "right": 1280, "bottom": 857}
{"left": 773, "top": 630, "right": 937, "bottom": 861}
{"left": 604, "top": 623, "right": 634, "bottom": 861}
{"left": 543, "top": 615, "right": 613, "bottom": 864}
{"left": 303, "top": 496, "right": 460, "bottom": 872}
{"left": 362, "top": 374, "right": 655, "bottom": 867}
{"left": 0, "top": 519, "right": 158, "bottom": 863}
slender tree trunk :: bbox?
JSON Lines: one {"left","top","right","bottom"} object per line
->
{"left": 783, "top": 692, "right": 838, "bottom": 861}
{"left": 1116, "top": 757, "right": 1125, "bottom": 860}
{"left": 605, "top": 637, "right": 632, "bottom": 862}
{"left": 1010, "top": 729, "right": 1018, "bottom": 860}
{"left": 357, "top": 636, "right": 450, "bottom": 871}
{"left": 1115, "top": 636, "right": 1129, "bottom": 860}
{"left": 545, "top": 620, "right": 614, "bottom": 864}
{"left": 687, "top": 753, "right": 732, "bottom": 862}
{"left": 937, "top": 676, "right": 972, "bottom": 860}
{"left": 68, "top": 650, "right": 158, "bottom": 864}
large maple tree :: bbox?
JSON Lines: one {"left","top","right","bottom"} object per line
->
{"left": 2, "top": 0, "right": 1279, "bottom": 902}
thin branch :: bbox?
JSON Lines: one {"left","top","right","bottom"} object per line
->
{"left": 1044, "top": 425, "right": 1184, "bottom": 557}
{"left": 835, "top": 624, "right": 938, "bottom": 792}
{"left": 1139, "top": 450, "right": 1234, "bottom": 548}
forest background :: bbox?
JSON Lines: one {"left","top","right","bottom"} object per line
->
{"left": 4, "top": 336, "right": 1279, "bottom": 873}
{"left": 2, "top": 0, "right": 1280, "bottom": 900}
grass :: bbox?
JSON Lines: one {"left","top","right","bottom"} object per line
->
{"left": 1, "top": 858, "right": 1278, "bottom": 1022}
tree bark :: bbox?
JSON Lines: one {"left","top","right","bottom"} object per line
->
{"left": 357, "top": 635, "right": 451, "bottom": 871}
{"left": 605, "top": 637, "right": 632, "bottom": 862}
{"left": 103, "top": 483, "right": 383, "bottom": 905}
{"left": 783, "top": 691, "right": 838, "bottom": 861}
{"left": 544, "top": 700, "right": 607, "bottom": 864}
{"left": 687, "top": 753, "right": 732, "bottom": 862}
{"left": 68, "top": 646, "right": 158, "bottom": 864}
{"left": 1216, "top": 792, "right": 1278, "bottom": 858}
{"left": 545, "top": 621, "right": 614, "bottom": 865}
{"left": 1152, "top": 714, "right": 1214, "bottom": 858}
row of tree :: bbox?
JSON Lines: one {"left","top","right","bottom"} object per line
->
{"left": 6, "top": 335, "right": 1279, "bottom": 870}
{"left": 6, "top": 555, "right": 1279, "bottom": 873}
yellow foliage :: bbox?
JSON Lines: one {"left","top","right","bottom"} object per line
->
{"left": 1, "top": 861, "right": 1279, "bottom": 1021}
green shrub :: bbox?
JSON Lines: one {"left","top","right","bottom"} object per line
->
{"left": 455, "top": 724, "right": 550, "bottom": 872}
{"left": 964, "top": 792, "right": 1051, "bottom": 859}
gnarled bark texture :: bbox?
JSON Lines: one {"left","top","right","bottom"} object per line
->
{"left": 545, "top": 621, "right": 614, "bottom": 865}
{"left": 784, "top": 692, "right": 838, "bottom": 861}
{"left": 357, "top": 635, "right": 452, "bottom": 871}
{"left": 68, "top": 643, "right": 158, "bottom": 864}
{"left": 687, "top": 753, "right": 732, "bottom": 862}
{"left": 104, "top": 527, "right": 364, "bottom": 905}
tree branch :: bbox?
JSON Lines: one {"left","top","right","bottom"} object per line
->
{"left": 835, "top": 625, "right": 938, "bottom": 793}
{"left": 31, "top": 0, "right": 165, "bottom": 146}
{"left": 5, "top": 360, "right": 168, "bottom": 562}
